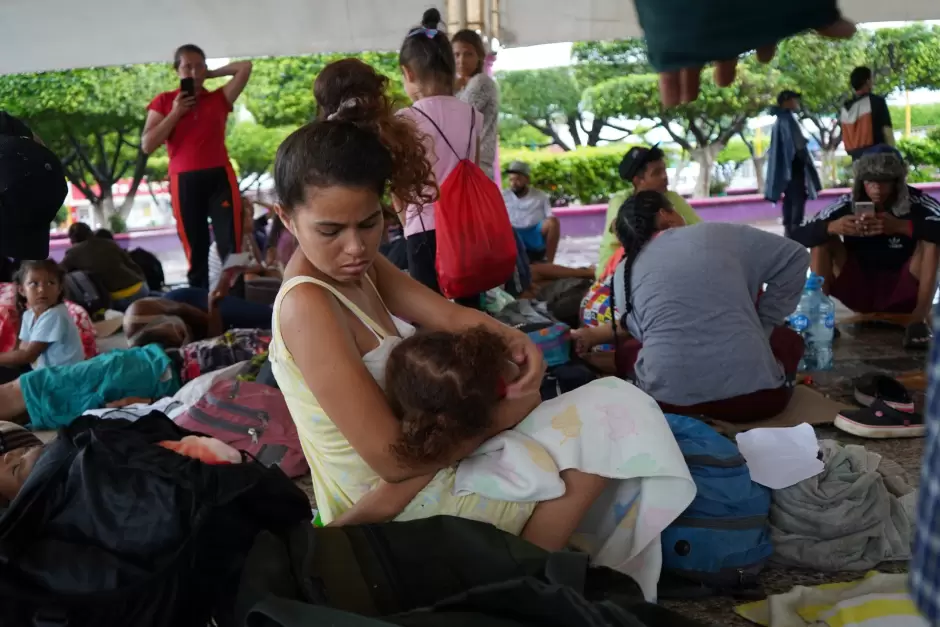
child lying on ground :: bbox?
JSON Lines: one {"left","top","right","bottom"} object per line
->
{"left": 0, "top": 320, "right": 271, "bottom": 429}
{"left": 0, "top": 260, "right": 84, "bottom": 370}
{"left": 0, "top": 419, "right": 242, "bottom": 505}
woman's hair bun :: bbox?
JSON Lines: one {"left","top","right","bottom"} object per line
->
{"left": 421, "top": 8, "right": 442, "bottom": 29}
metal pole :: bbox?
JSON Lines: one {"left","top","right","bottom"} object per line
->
{"left": 457, "top": 0, "right": 468, "bottom": 30}
{"left": 483, "top": 0, "right": 492, "bottom": 45}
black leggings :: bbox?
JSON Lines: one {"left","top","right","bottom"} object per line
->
{"left": 170, "top": 165, "right": 242, "bottom": 289}
{"left": 406, "top": 230, "right": 480, "bottom": 309}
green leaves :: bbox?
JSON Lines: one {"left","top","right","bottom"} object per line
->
{"left": 498, "top": 67, "right": 581, "bottom": 126}
{"left": 0, "top": 63, "right": 176, "bottom": 216}
{"left": 871, "top": 23, "right": 940, "bottom": 92}
{"left": 497, "top": 38, "right": 653, "bottom": 151}
{"left": 500, "top": 145, "right": 634, "bottom": 205}
{"left": 243, "top": 52, "right": 405, "bottom": 128}
{"left": 584, "top": 69, "right": 776, "bottom": 148}
{"left": 226, "top": 122, "right": 293, "bottom": 190}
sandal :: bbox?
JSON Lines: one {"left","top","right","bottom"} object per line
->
{"left": 903, "top": 321, "right": 932, "bottom": 350}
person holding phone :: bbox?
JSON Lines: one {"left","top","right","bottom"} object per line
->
{"left": 141, "top": 44, "right": 252, "bottom": 290}
{"left": 790, "top": 146, "right": 940, "bottom": 348}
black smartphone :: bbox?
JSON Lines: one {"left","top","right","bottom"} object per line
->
{"left": 180, "top": 77, "right": 195, "bottom": 98}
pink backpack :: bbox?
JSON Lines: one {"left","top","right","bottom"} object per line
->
{"left": 174, "top": 379, "right": 309, "bottom": 478}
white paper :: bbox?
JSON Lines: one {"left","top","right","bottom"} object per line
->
{"left": 735, "top": 423, "right": 825, "bottom": 490}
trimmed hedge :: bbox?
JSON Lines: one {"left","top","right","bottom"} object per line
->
{"left": 500, "top": 145, "right": 636, "bottom": 206}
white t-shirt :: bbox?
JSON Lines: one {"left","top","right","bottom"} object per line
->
{"left": 502, "top": 188, "right": 552, "bottom": 229}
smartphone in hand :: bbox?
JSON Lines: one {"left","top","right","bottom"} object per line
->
{"left": 180, "top": 77, "right": 195, "bottom": 98}
{"left": 853, "top": 201, "right": 875, "bottom": 218}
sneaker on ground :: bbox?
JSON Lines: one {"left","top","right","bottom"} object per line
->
{"left": 835, "top": 399, "right": 925, "bottom": 439}
{"left": 853, "top": 373, "right": 915, "bottom": 414}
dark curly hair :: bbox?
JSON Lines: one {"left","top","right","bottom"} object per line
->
{"left": 275, "top": 59, "right": 436, "bottom": 213}
{"left": 385, "top": 327, "right": 509, "bottom": 466}
{"left": 613, "top": 190, "right": 673, "bottom": 323}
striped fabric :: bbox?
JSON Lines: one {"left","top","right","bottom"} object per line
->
{"left": 912, "top": 308, "right": 940, "bottom": 625}
{"left": 0, "top": 421, "right": 42, "bottom": 454}
{"left": 737, "top": 572, "right": 930, "bottom": 626}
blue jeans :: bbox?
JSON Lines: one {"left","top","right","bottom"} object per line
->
{"left": 163, "top": 287, "right": 273, "bottom": 330}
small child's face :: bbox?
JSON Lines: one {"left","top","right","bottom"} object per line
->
{"left": 20, "top": 270, "right": 61, "bottom": 313}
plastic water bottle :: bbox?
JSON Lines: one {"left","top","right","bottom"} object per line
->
{"left": 787, "top": 273, "right": 835, "bottom": 372}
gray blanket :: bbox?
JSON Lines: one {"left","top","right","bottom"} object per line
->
{"left": 770, "top": 439, "right": 918, "bottom": 571}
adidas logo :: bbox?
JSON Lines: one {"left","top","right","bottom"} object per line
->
{"left": 888, "top": 237, "right": 903, "bottom": 249}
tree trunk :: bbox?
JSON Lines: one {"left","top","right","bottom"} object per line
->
{"left": 117, "top": 148, "right": 150, "bottom": 221}
{"left": 566, "top": 116, "right": 583, "bottom": 149}
{"left": 690, "top": 144, "right": 723, "bottom": 198}
{"left": 585, "top": 119, "right": 604, "bottom": 147}
{"left": 93, "top": 191, "right": 115, "bottom": 229}
{"left": 820, "top": 149, "right": 839, "bottom": 187}
{"left": 674, "top": 155, "right": 689, "bottom": 189}
{"left": 752, "top": 155, "right": 767, "bottom": 195}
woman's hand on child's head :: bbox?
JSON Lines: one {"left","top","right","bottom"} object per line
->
{"left": 503, "top": 330, "right": 546, "bottom": 400}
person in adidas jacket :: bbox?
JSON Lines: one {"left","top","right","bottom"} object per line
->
{"left": 790, "top": 146, "right": 940, "bottom": 348}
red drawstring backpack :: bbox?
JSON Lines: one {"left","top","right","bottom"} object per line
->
{"left": 412, "top": 108, "right": 516, "bottom": 299}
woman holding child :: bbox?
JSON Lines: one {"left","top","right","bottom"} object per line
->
{"left": 267, "top": 18, "right": 703, "bottom": 591}
{"left": 268, "top": 53, "right": 614, "bottom": 550}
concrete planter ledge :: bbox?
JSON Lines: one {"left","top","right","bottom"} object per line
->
{"left": 44, "top": 182, "right": 940, "bottom": 261}
{"left": 552, "top": 182, "right": 940, "bottom": 238}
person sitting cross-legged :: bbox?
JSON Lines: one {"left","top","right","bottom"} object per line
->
{"left": 790, "top": 146, "right": 940, "bottom": 348}
{"left": 502, "top": 161, "right": 560, "bottom": 264}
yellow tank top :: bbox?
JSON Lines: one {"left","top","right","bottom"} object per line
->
{"left": 270, "top": 275, "right": 534, "bottom": 531}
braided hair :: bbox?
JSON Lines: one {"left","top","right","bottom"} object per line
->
{"left": 612, "top": 190, "right": 672, "bottom": 327}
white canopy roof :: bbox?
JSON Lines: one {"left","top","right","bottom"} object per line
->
{"left": 2, "top": 0, "right": 938, "bottom": 75}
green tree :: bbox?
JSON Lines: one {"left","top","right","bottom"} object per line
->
{"left": 871, "top": 23, "right": 940, "bottom": 94}
{"left": 498, "top": 114, "right": 551, "bottom": 149}
{"left": 0, "top": 64, "right": 175, "bottom": 225}
{"left": 898, "top": 127, "right": 940, "bottom": 182}
{"left": 244, "top": 52, "right": 405, "bottom": 128}
{"left": 585, "top": 69, "right": 777, "bottom": 197}
{"left": 570, "top": 40, "right": 652, "bottom": 88}
{"left": 498, "top": 39, "right": 648, "bottom": 152}
{"left": 226, "top": 122, "right": 292, "bottom": 192}
{"left": 498, "top": 68, "right": 585, "bottom": 151}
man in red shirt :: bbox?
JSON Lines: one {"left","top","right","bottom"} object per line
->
{"left": 142, "top": 44, "right": 252, "bottom": 289}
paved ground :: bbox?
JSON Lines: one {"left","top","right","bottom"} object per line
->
{"left": 662, "top": 317, "right": 926, "bottom": 626}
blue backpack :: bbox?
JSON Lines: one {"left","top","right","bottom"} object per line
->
{"left": 660, "top": 414, "right": 773, "bottom": 595}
